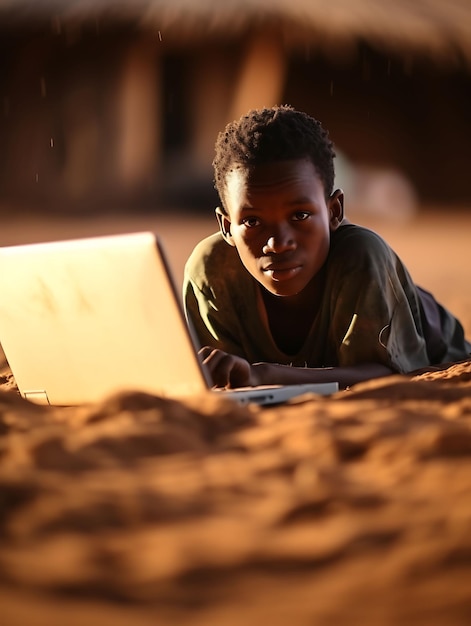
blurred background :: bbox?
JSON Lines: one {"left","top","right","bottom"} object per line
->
{"left": 1, "top": 0, "right": 470, "bottom": 218}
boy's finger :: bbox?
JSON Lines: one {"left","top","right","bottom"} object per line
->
{"left": 198, "top": 346, "right": 215, "bottom": 362}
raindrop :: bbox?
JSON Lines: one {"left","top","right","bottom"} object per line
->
{"left": 50, "top": 138, "right": 54, "bottom": 148}
{"left": 40, "top": 77, "right": 47, "bottom": 98}
{"left": 158, "top": 31, "right": 162, "bottom": 42}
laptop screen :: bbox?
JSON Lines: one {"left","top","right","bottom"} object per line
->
{"left": 0, "top": 232, "right": 210, "bottom": 404}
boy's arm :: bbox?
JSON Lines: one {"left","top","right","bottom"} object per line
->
{"left": 200, "top": 347, "right": 393, "bottom": 390}
{"left": 184, "top": 275, "right": 247, "bottom": 357}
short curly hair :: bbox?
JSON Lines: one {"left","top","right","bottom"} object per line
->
{"left": 213, "top": 105, "right": 336, "bottom": 213}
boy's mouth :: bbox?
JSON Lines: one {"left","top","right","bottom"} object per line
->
{"left": 262, "top": 265, "right": 302, "bottom": 281}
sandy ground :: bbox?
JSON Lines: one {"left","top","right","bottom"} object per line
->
{"left": 0, "top": 208, "right": 471, "bottom": 625}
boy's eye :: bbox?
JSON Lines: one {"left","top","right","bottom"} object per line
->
{"left": 242, "top": 216, "right": 260, "bottom": 228}
{"left": 292, "top": 211, "right": 311, "bottom": 221}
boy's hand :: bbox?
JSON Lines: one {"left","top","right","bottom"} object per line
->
{"left": 199, "top": 347, "right": 256, "bottom": 389}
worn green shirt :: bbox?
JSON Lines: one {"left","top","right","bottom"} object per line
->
{"left": 183, "top": 224, "right": 470, "bottom": 373}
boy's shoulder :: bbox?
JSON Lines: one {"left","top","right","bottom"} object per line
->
{"left": 330, "top": 222, "right": 393, "bottom": 260}
{"left": 185, "top": 231, "right": 243, "bottom": 286}
{"left": 186, "top": 232, "right": 233, "bottom": 267}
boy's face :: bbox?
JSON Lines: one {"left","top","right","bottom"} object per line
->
{"left": 217, "top": 159, "right": 343, "bottom": 297}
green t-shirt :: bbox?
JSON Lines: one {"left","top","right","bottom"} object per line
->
{"left": 183, "top": 223, "right": 470, "bottom": 374}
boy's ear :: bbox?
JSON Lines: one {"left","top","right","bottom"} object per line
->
{"left": 328, "top": 189, "right": 344, "bottom": 230}
{"left": 215, "top": 206, "right": 236, "bottom": 247}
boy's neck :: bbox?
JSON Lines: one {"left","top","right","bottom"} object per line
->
{"left": 259, "top": 274, "right": 324, "bottom": 355}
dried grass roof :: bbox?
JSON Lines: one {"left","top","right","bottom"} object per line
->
{"left": 2, "top": 0, "right": 471, "bottom": 66}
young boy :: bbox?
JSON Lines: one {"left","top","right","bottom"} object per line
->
{"left": 183, "top": 105, "right": 470, "bottom": 390}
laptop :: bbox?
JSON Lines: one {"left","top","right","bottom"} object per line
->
{"left": 0, "top": 232, "right": 338, "bottom": 406}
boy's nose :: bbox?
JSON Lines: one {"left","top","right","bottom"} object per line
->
{"left": 262, "top": 228, "right": 296, "bottom": 254}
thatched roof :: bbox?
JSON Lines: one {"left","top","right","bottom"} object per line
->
{"left": 1, "top": 0, "right": 471, "bottom": 66}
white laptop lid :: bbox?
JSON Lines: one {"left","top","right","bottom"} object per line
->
{"left": 0, "top": 232, "right": 211, "bottom": 404}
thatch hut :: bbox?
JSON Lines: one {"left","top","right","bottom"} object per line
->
{"left": 1, "top": 0, "right": 470, "bottom": 212}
